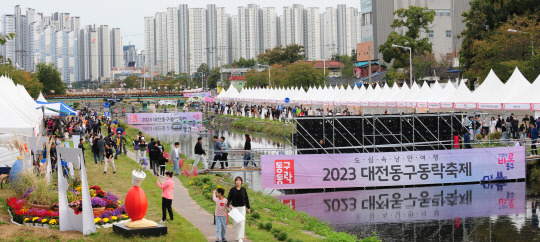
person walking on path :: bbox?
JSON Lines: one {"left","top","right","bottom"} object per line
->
{"left": 157, "top": 171, "right": 175, "bottom": 223}
{"left": 243, "top": 134, "right": 253, "bottom": 168}
{"left": 220, "top": 137, "right": 229, "bottom": 168}
{"left": 210, "top": 136, "right": 223, "bottom": 169}
{"left": 114, "top": 132, "right": 127, "bottom": 159}
{"left": 104, "top": 144, "right": 116, "bottom": 174}
{"left": 97, "top": 135, "right": 106, "bottom": 164}
{"left": 78, "top": 138, "right": 86, "bottom": 164}
{"left": 213, "top": 188, "right": 228, "bottom": 242}
{"left": 530, "top": 123, "right": 539, "bottom": 156}
{"left": 92, "top": 135, "right": 100, "bottom": 164}
{"left": 193, "top": 137, "right": 209, "bottom": 172}
{"left": 228, "top": 176, "right": 250, "bottom": 242}
{"left": 170, "top": 142, "right": 181, "bottom": 175}
{"left": 133, "top": 135, "right": 140, "bottom": 162}
{"left": 139, "top": 137, "right": 147, "bottom": 158}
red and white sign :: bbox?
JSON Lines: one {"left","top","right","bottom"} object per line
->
{"left": 275, "top": 160, "right": 294, "bottom": 184}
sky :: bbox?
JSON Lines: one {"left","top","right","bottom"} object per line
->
{"left": 1, "top": 0, "right": 361, "bottom": 50}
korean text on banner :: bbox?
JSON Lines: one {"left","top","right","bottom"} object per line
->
{"left": 126, "top": 112, "right": 203, "bottom": 125}
{"left": 261, "top": 147, "right": 525, "bottom": 189}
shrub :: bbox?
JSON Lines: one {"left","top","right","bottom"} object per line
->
{"left": 276, "top": 232, "right": 288, "bottom": 241}
{"left": 488, "top": 131, "right": 503, "bottom": 140}
{"left": 264, "top": 222, "right": 273, "bottom": 231}
{"left": 251, "top": 212, "right": 261, "bottom": 219}
{"left": 258, "top": 222, "right": 265, "bottom": 229}
{"left": 475, "top": 133, "right": 484, "bottom": 140}
{"left": 27, "top": 178, "right": 58, "bottom": 206}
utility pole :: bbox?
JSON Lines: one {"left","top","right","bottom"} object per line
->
{"left": 368, "top": 45, "right": 372, "bottom": 84}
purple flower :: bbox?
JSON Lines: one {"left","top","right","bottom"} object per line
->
{"left": 23, "top": 187, "right": 34, "bottom": 198}
{"left": 104, "top": 192, "right": 118, "bottom": 202}
{"left": 90, "top": 197, "right": 107, "bottom": 207}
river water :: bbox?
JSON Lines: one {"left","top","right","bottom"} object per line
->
{"left": 135, "top": 124, "right": 539, "bottom": 241}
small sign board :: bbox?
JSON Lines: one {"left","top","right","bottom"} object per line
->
{"left": 284, "top": 97, "right": 290, "bottom": 103}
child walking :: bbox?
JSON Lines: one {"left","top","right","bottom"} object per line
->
{"left": 213, "top": 188, "right": 228, "bottom": 242}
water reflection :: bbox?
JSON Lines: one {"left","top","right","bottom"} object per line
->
{"left": 278, "top": 182, "right": 538, "bottom": 241}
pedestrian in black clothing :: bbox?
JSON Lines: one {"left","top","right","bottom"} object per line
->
{"left": 78, "top": 138, "right": 86, "bottom": 164}
{"left": 210, "top": 136, "right": 223, "bottom": 169}
{"left": 228, "top": 176, "right": 250, "bottom": 241}
{"left": 243, "top": 134, "right": 253, "bottom": 168}
{"left": 193, "top": 137, "right": 208, "bottom": 171}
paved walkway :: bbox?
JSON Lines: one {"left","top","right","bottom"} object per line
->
{"left": 124, "top": 150, "right": 248, "bottom": 242}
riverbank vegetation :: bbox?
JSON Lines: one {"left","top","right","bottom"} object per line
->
{"left": 214, "top": 115, "right": 294, "bottom": 138}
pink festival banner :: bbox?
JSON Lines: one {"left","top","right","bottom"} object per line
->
{"left": 184, "top": 92, "right": 212, "bottom": 98}
{"left": 126, "top": 112, "right": 202, "bottom": 125}
{"left": 261, "top": 147, "right": 526, "bottom": 189}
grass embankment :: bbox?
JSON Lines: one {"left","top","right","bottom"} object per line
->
{"left": 214, "top": 115, "right": 294, "bottom": 138}
{"left": 179, "top": 175, "right": 379, "bottom": 242}
{"left": 0, "top": 142, "right": 206, "bottom": 241}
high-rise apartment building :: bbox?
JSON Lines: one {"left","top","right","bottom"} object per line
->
{"left": 321, "top": 7, "right": 338, "bottom": 60}
{"left": 154, "top": 12, "right": 168, "bottom": 75}
{"left": 98, "top": 25, "right": 111, "bottom": 80}
{"left": 111, "top": 28, "right": 123, "bottom": 68}
{"left": 262, "top": 7, "right": 277, "bottom": 52}
{"left": 178, "top": 4, "right": 190, "bottom": 74}
{"left": 2, "top": 6, "right": 122, "bottom": 83}
{"left": 206, "top": 4, "right": 218, "bottom": 70}
{"left": 188, "top": 8, "right": 207, "bottom": 74}
{"left": 358, "top": 0, "right": 470, "bottom": 61}
{"left": 166, "top": 7, "right": 179, "bottom": 74}
{"left": 144, "top": 16, "right": 155, "bottom": 72}
{"left": 305, "top": 7, "right": 321, "bottom": 60}
{"left": 216, "top": 7, "right": 231, "bottom": 66}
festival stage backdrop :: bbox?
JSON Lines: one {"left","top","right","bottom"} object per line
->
{"left": 184, "top": 92, "right": 212, "bottom": 97}
{"left": 261, "top": 147, "right": 525, "bottom": 189}
{"left": 126, "top": 112, "right": 203, "bottom": 125}
{"left": 277, "top": 182, "right": 525, "bottom": 225}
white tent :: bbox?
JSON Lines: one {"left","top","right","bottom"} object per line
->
{"left": 531, "top": 75, "right": 540, "bottom": 111}
{"left": 473, "top": 69, "right": 505, "bottom": 109}
{"left": 0, "top": 76, "right": 42, "bottom": 137}
{"left": 501, "top": 67, "right": 533, "bottom": 110}
{"left": 449, "top": 81, "right": 476, "bottom": 109}
{"left": 37, "top": 92, "right": 47, "bottom": 102}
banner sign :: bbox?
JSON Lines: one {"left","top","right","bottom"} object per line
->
{"left": 261, "top": 147, "right": 525, "bottom": 189}
{"left": 477, "top": 103, "right": 502, "bottom": 110}
{"left": 454, "top": 103, "right": 476, "bottom": 109}
{"left": 126, "top": 112, "right": 202, "bottom": 125}
{"left": 503, "top": 103, "right": 531, "bottom": 110}
{"left": 277, "top": 182, "right": 525, "bottom": 225}
{"left": 533, "top": 104, "right": 540, "bottom": 111}
{"left": 184, "top": 92, "right": 211, "bottom": 97}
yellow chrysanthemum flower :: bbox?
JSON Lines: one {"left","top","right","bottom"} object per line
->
{"left": 103, "top": 218, "right": 109, "bottom": 223}
{"left": 111, "top": 216, "right": 117, "bottom": 220}
{"left": 42, "top": 219, "right": 47, "bottom": 223}
{"left": 32, "top": 217, "right": 39, "bottom": 222}
{"left": 94, "top": 218, "right": 101, "bottom": 223}
{"left": 49, "top": 219, "right": 57, "bottom": 225}
{"left": 24, "top": 218, "right": 29, "bottom": 222}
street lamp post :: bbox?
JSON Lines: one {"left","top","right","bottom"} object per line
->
{"left": 258, "top": 64, "right": 271, "bottom": 86}
{"left": 391, "top": 44, "right": 413, "bottom": 86}
{"left": 508, "top": 29, "right": 534, "bottom": 70}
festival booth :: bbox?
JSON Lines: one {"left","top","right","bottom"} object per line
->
{"left": 35, "top": 101, "right": 77, "bottom": 116}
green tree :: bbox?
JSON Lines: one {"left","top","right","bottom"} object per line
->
{"left": 36, "top": 63, "right": 65, "bottom": 95}
{"left": 0, "top": 33, "right": 16, "bottom": 45}
{"left": 286, "top": 62, "right": 325, "bottom": 89}
{"left": 460, "top": 0, "right": 540, "bottom": 73}
{"left": 463, "top": 14, "right": 540, "bottom": 83}
{"left": 123, "top": 75, "right": 140, "bottom": 88}
{"left": 258, "top": 44, "right": 306, "bottom": 65}
{"left": 207, "top": 67, "right": 221, "bottom": 89}
{"left": 0, "top": 63, "right": 43, "bottom": 98}
{"left": 232, "top": 58, "right": 256, "bottom": 68}
{"left": 379, "top": 6, "right": 434, "bottom": 69}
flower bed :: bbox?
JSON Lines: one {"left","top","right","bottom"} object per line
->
{"left": 6, "top": 185, "right": 129, "bottom": 228}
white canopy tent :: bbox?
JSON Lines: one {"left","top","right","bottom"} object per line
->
{"left": 216, "top": 68, "right": 540, "bottom": 114}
